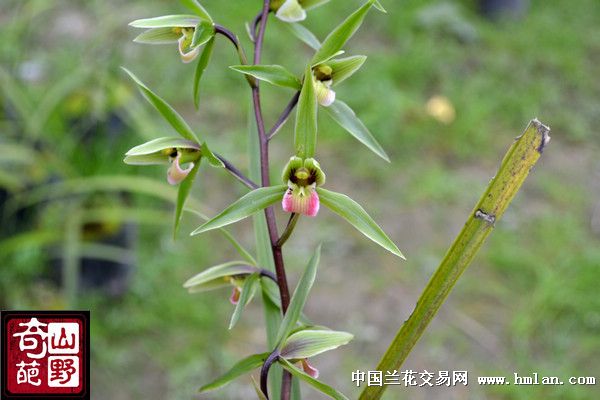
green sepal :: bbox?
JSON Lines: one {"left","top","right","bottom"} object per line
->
{"left": 327, "top": 55, "right": 367, "bottom": 86}
{"left": 280, "top": 329, "right": 353, "bottom": 360}
{"left": 129, "top": 15, "right": 201, "bottom": 28}
{"left": 123, "top": 137, "right": 200, "bottom": 165}
{"left": 133, "top": 27, "right": 181, "bottom": 44}
{"left": 183, "top": 261, "right": 259, "bottom": 293}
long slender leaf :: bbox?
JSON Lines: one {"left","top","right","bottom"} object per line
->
{"left": 229, "top": 272, "right": 261, "bottom": 329}
{"left": 284, "top": 22, "right": 321, "bottom": 50}
{"left": 317, "top": 188, "right": 404, "bottom": 258}
{"left": 279, "top": 358, "right": 349, "bottom": 400}
{"left": 190, "top": 186, "right": 287, "bottom": 235}
{"left": 230, "top": 65, "right": 301, "bottom": 90}
{"left": 294, "top": 65, "right": 318, "bottom": 158}
{"left": 311, "top": 0, "right": 380, "bottom": 66}
{"left": 174, "top": 161, "right": 200, "bottom": 236}
{"left": 122, "top": 67, "right": 200, "bottom": 142}
{"left": 180, "top": 0, "right": 213, "bottom": 22}
{"left": 325, "top": 100, "right": 389, "bottom": 162}
{"left": 194, "top": 36, "right": 215, "bottom": 109}
{"left": 199, "top": 353, "right": 269, "bottom": 392}
{"left": 275, "top": 244, "right": 321, "bottom": 345}
{"left": 280, "top": 329, "right": 353, "bottom": 360}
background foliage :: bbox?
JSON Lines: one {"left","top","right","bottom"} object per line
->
{"left": 1, "top": 0, "right": 599, "bottom": 399}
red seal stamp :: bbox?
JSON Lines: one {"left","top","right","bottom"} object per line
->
{"left": 1, "top": 311, "right": 90, "bottom": 399}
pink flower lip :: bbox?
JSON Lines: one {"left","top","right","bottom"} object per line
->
{"left": 301, "top": 359, "right": 319, "bottom": 379}
{"left": 282, "top": 185, "right": 319, "bottom": 217}
{"left": 229, "top": 287, "right": 241, "bottom": 305}
{"left": 167, "top": 153, "right": 194, "bottom": 185}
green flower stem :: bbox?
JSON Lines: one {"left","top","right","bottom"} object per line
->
{"left": 359, "top": 119, "right": 551, "bottom": 400}
{"left": 276, "top": 213, "right": 300, "bottom": 247}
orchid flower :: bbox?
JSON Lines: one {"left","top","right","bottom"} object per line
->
{"left": 183, "top": 262, "right": 262, "bottom": 306}
{"left": 311, "top": 55, "right": 367, "bottom": 107}
{"left": 281, "top": 156, "right": 326, "bottom": 217}
{"left": 123, "top": 137, "right": 201, "bottom": 185}
{"left": 129, "top": 15, "right": 215, "bottom": 63}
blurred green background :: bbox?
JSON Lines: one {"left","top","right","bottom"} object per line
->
{"left": 1, "top": 0, "right": 599, "bottom": 399}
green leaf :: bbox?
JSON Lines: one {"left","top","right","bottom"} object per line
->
{"left": 174, "top": 161, "right": 200, "bottom": 236}
{"left": 190, "top": 186, "right": 287, "bottom": 235}
{"left": 199, "top": 353, "right": 269, "bottom": 392}
{"left": 229, "top": 272, "right": 260, "bottom": 329}
{"left": 372, "top": 0, "right": 387, "bottom": 13}
{"left": 279, "top": 358, "right": 349, "bottom": 400}
{"left": 129, "top": 15, "right": 202, "bottom": 28}
{"left": 251, "top": 376, "right": 269, "bottom": 400}
{"left": 324, "top": 100, "right": 389, "bottom": 162}
{"left": 328, "top": 55, "right": 367, "bottom": 86}
{"left": 193, "top": 36, "right": 215, "bottom": 109}
{"left": 133, "top": 27, "right": 181, "bottom": 44}
{"left": 191, "top": 20, "right": 215, "bottom": 48}
{"left": 275, "top": 244, "right": 321, "bottom": 345}
{"left": 122, "top": 67, "right": 200, "bottom": 142}
{"left": 311, "top": 0, "right": 380, "bottom": 66}
{"left": 317, "top": 188, "right": 404, "bottom": 258}
{"left": 180, "top": 0, "right": 213, "bottom": 22}
{"left": 280, "top": 329, "right": 353, "bottom": 360}
{"left": 230, "top": 65, "right": 301, "bottom": 90}
{"left": 284, "top": 23, "right": 321, "bottom": 50}
{"left": 294, "top": 65, "right": 318, "bottom": 158}
{"left": 183, "top": 261, "right": 258, "bottom": 292}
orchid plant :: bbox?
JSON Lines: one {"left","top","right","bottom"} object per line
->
{"left": 123, "top": 1, "right": 401, "bottom": 399}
